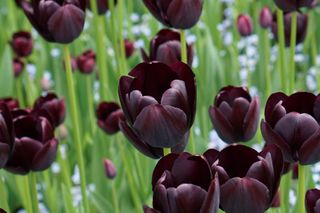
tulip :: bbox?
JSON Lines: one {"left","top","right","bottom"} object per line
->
{"left": 209, "top": 86, "right": 260, "bottom": 144}
{"left": 76, "top": 50, "right": 96, "bottom": 74}
{"left": 86, "top": 0, "right": 117, "bottom": 15}
{"left": 271, "top": 12, "right": 308, "bottom": 47}
{"left": 13, "top": 58, "right": 24, "bottom": 77}
{"left": 141, "top": 29, "right": 193, "bottom": 66}
{"left": 96, "top": 102, "right": 124, "bottom": 134}
{"left": 145, "top": 152, "right": 220, "bottom": 213}
{"left": 261, "top": 92, "right": 320, "bottom": 165}
{"left": 124, "top": 39, "right": 135, "bottom": 58}
{"left": 259, "top": 7, "right": 273, "bottom": 29}
{"left": 143, "top": 0, "right": 203, "bottom": 29}
{"left": 5, "top": 114, "right": 58, "bottom": 174}
{"left": 103, "top": 159, "right": 117, "bottom": 179}
{"left": 237, "top": 14, "right": 253, "bottom": 37}
{"left": 0, "top": 98, "right": 19, "bottom": 110}
{"left": 18, "top": 0, "right": 86, "bottom": 43}
{"left": 306, "top": 188, "right": 320, "bottom": 213}
{"left": 33, "top": 93, "right": 66, "bottom": 128}
{"left": 10, "top": 31, "right": 33, "bottom": 57}
{"left": 0, "top": 104, "right": 15, "bottom": 168}
{"left": 207, "top": 144, "right": 283, "bottom": 213}
{"left": 274, "top": 0, "right": 313, "bottom": 12}
{"left": 118, "top": 62, "right": 196, "bottom": 158}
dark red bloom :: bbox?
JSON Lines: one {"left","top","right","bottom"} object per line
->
{"left": 259, "top": 7, "right": 273, "bottom": 29}
{"left": 141, "top": 29, "right": 193, "bottom": 66}
{"left": 33, "top": 93, "right": 66, "bottom": 128}
{"left": 274, "top": 0, "right": 313, "bottom": 12}
{"left": 13, "top": 58, "right": 24, "bottom": 77}
{"left": 237, "top": 14, "right": 253, "bottom": 37}
{"left": 145, "top": 152, "right": 219, "bottom": 213}
{"left": 18, "top": 0, "right": 86, "bottom": 44}
{"left": 306, "top": 188, "right": 320, "bottom": 213}
{"left": 5, "top": 114, "right": 58, "bottom": 174}
{"left": 103, "top": 159, "right": 117, "bottom": 179}
{"left": 209, "top": 86, "right": 260, "bottom": 144}
{"left": 261, "top": 92, "right": 320, "bottom": 165}
{"left": 96, "top": 102, "right": 124, "bottom": 134}
{"left": 206, "top": 144, "right": 283, "bottom": 213}
{"left": 124, "top": 39, "right": 135, "bottom": 58}
{"left": 86, "top": 0, "right": 117, "bottom": 15}
{"left": 118, "top": 62, "right": 196, "bottom": 158}
{"left": 76, "top": 50, "right": 96, "bottom": 74}
{"left": 271, "top": 12, "right": 308, "bottom": 47}
{"left": 0, "top": 98, "right": 19, "bottom": 110}
{"left": 10, "top": 31, "right": 33, "bottom": 57}
{"left": 143, "top": 0, "right": 203, "bottom": 29}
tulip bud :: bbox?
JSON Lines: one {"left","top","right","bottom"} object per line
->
{"left": 10, "top": 31, "right": 33, "bottom": 57}
{"left": 306, "top": 189, "right": 320, "bottom": 213}
{"left": 76, "top": 50, "right": 96, "bottom": 74}
{"left": 259, "top": 7, "right": 273, "bottom": 29}
{"left": 124, "top": 39, "right": 135, "bottom": 58}
{"left": 103, "top": 159, "right": 117, "bottom": 179}
{"left": 13, "top": 58, "right": 24, "bottom": 77}
{"left": 86, "top": 0, "right": 118, "bottom": 15}
{"left": 237, "top": 14, "right": 253, "bottom": 37}
{"left": 274, "top": 0, "right": 313, "bottom": 12}
{"left": 0, "top": 98, "right": 19, "bottom": 110}
{"left": 96, "top": 102, "right": 124, "bottom": 134}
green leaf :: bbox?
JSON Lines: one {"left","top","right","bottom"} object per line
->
{"left": 0, "top": 45, "right": 14, "bottom": 97}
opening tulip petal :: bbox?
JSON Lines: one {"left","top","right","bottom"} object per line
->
{"left": 0, "top": 143, "right": 10, "bottom": 168}
{"left": 305, "top": 189, "right": 320, "bottom": 213}
{"left": 265, "top": 92, "right": 287, "bottom": 126}
{"left": 281, "top": 92, "right": 316, "bottom": 115}
{"left": 31, "top": 138, "right": 58, "bottom": 171}
{"left": 299, "top": 129, "right": 320, "bottom": 165}
{"left": 153, "top": 184, "right": 170, "bottom": 213}
{"left": 200, "top": 174, "right": 220, "bottom": 213}
{"left": 243, "top": 97, "right": 260, "bottom": 141}
{"left": 209, "top": 107, "right": 234, "bottom": 144}
{"left": 203, "top": 149, "right": 219, "bottom": 167}
{"left": 230, "top": 97, "right": 250, "bottom": 140}
{"left": 143, "top": 0, "right": 168, "bottom": 26}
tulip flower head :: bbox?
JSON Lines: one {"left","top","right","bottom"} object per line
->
{"left": 259, "top": 7, "right": 273, "bottom": 29}
{"left": 76, "top": 50, "right": 96, "bottom": 74}
{"left": 237, "top": 14, "right": 253, "bottom": 37}
{"left": 13, "top": 58, "right": 24, "bottom": 77}
{"left": 124, "top": 39, "right": 135, "bottom": 58}
{"left": 96, "top": 102, "right": 124, "bottom": 135}
{"left": 0, "top": 98, "right": 19, "bottom": 110}
{"left": 103, "top": 159, "right": 117, "bottom": 179}
{"left": 274, "top": 0, "right": 314, "bottom": 12}
{"left": 306, "top": 188, "right": 320, "bottom": 213}
{"left": 86, "top": 0, "right": 117, "bottom": 15}
{"left": 10, "top": 31, "right": 33, "bottom": 57}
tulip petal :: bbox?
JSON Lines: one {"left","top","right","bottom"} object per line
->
{"left": 215, "top": 86, "right": 251, "bottom": 107}
{"left": 200, "top": 174, "right": 220, "bottom": 213}
{"left": 299, "top": 129, "right": 320, "bottom": 165}
{"left": 282, "top": 92, "right": 316, "bottom": 115}
{"left": 230, "top": 97, "right": 250, "bottom": 141}
{"left": 209, "top": 107, "right": 234, "bottom": 144}
{"left": 203, "top": 149, "right": 219, "bottom": 167}
{"left": 171, "top": 131, "right": 189, "bottom": 153}
{"left": 0, "top": 143, "right": 10, "bottom": 168}
{"left": 153, "top": 184, "right": 171, "bottom": 213}
{"left": 119, "top": 76, "right": 135, "bottom": 124}
{"left": 313, "top": 96, "right": 320, "bottom": 122}
{"left": 211, "top": 165, "right": 230, "bottom": 185}
{"left": 31, "top": 139, "right": 58, "bottom": 171}
{"left": 143, "top": 205, "right": 161, "bottom": 213}
{"left": 264, "top": 92, "right": 287, "bottom": 126}
{"left": 175, "top": 184, "right": 207, "bottom": 213}
{"left": 143, "top": 0, "right": 168, "bottom": 26}
{"left": 306, "top": 189, "right": 320, "bottom": 213}
{"left": 243, "top": 96, "right": 260, "bottom": 141}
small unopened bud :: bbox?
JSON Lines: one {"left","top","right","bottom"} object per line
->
{"left": 103, "top": 159, "right": 117, "bottom": 179}
{"left": 259, "top": 7, "right": 273, "bottom": 29}
{"left": 13, "top": 57, "right": 24, "bottom": 77}
{"left": 124, "top": 39, "right": 135, "bottom": 58}
{"left": 237, "top": 14, "right": 253, "bottom": 37}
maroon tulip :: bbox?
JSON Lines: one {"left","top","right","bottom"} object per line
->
{"left": 206, "top": 144, "right": 283, "bottom": 213}
{"left": 209, "top": 86, "right": 260, "bottom": 144}
{"left": 96, "top": 102, "right": 124, "bottom": 134}
{"left": 103, "top": 159, "right": 117, "bottom": 179}
{"left": 306, "top": 188, "right": 320, "bottom": 213}
{"left": 261, "top": 92, "right": 320, "bottom": 165}
{"left": 5, "top": 114, "right": 58, "bottom": 174}
{"left": 237, "top": 14, "right": 253, "bottom": 37}
{"left": 18, "top": 0, "right": 86, "bottom": 43}
{"left": 10, "top": 31, "right": 33, "bottom": 57}
{"left": 0, "top": 104, "right": 15, "bottom": 168}
{"left": 145, "top": 152, "right": 220, "bottom": 213}
{"left": 33, "top": 93, "right": 66, "bottom": 128}
{"left": 118, "top": 62, "right": 196, "bottom": 158}
{"left": 143, "top": 0, "right": 203, "bottom": 29}
{"left": 141, "top": 29, "right": 193, "bottom": 66}
{"left": 271, "top": 12, "right": 308, "bottom": 47}
{"left": 13, "top": 58, "right": 24, "bottom": 77}
{"left": 0, "top": 98, "right": 19, "bottom": 110}
{"left": 86, "top": 0, "right": 117, "bottom": 15}
{"left": 274, "top": 0, "right": 313, "bottom": 12}
{"left": 76, "top": 50, "right": 96, "bottom": 74}
{"left": 124, "top": 39, "right": 135, "bottom": 58}
{"left": 259, "top": 7, "right": 273, "bottom": 29}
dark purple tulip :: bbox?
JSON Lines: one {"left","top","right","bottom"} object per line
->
{"left": 237, "top": 14, "right": 253, "bottom": 37}
{"left": 5, "top": 114, "right": 58, "bottom": 174}
{"left": 18, "top": 0, "right": 86, "bottom": 44}
{"left": 259, "top": 7, "right": 273, "bottom": 29}
{"left": 33, "top": 93, "right": 66, "bottom": 128}
{"left": 274, "top": 0, "right": 313, "bottom": 12}
{"left": 103, "top": 159, "right": 117, "bottom": 179}
{"left": 0, "top": 104, "right": 15, "bottom": 168}
{"left": 13, "top": 58, "right": 24, "bottom": 77}
{"left": 76, "top": 50, "right": 96, "bottom": 74}
{"left": 209, "top": 86, "right": 260, "bottom": 144}
{"left": 96, "top": 102, "right": 124, "bottom": 134}
{"left": 207, "top": 144, "right": 283, "bottom": 213}
{"left": 271, "top": 12, "right": 308, "bottom": 47}
{"left": 306, "top": 188, "right": 320, "bottom": 213}
{"left": 0, "top": 98, "right": 19, "bottom": 110}
{"left": 145, "top": 152, "right": 220, "bottom": 213}
{"left": 118, "top": 62, "right": 196, "bottom": 158}
{"left": 86, "top": 0, "right": 117, "bottom": 15}
{"left": 261, "top": 92, "right": 320, "bottom": 165}
{"left": 10, "top": 31, "right": 33, "bottom": 57}
{"left": 143, "top": 0, "right": 203, "bottom": 29}
{"left": 141, "top": 29, "right": 193, "bottom": 66}
{"left": 124, "top": 39, "right": 135, "bottom": 58}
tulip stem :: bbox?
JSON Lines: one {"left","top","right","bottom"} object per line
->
{"left": 85, "top": 75, "right": 96, "bottom": 137}
{"left": 261, "top": 29, "right": 271, "bottom": 99}
{"left": 15, "top": 77, "right": 25, "bottom": 108}
{"left": 63, "top": 45, "right": 90, "bottom": 213}
{"left": 298, "top": 164, "right": 306, "bottom": 213}
{"left": 276, "top": 9, "right": 287, "bottom": 93}
{"left": 29, "top": 173, "right": 39, "bottom": 213}
{"left": 280, "top": 171, "right": 291, "bottom": 213}
{"left": 289, "top": 12, "right": 297, "bottom": 93}
{"left": 163, "top": 148, "right": 171, "bottom": 156}
{"left": 180, "top": 30, "right": 188, "bottom": 64}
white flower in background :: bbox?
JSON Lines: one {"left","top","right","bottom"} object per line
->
{"left": 51, "top": 48, "right": 61, "bottom": 58}
{"left": 208, "top": 130, "right": 227, "bottom": 151}
{"left": 51, "top": 162, "right": 61, "bottom": 174}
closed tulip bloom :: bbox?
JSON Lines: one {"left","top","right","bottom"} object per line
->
{"left": 141, "top": 29, "right": 193, "bottom": 66}
{"left": 143, "top": 0, "right": 203, "bottom": 29}
{"left": 259, "top": 7, "right": 273, "bottom": 29}
{"left": 96, "top": 102, "right": 124, "bottom": 134}
{"left": 86, "top": 0, "right": 117, "bottom": 15}
{"left": 5, "top": 115, "right": 58, "bottom": 174}
{"left": 119, "top": 62, "right": 196, "bottom": 158}
{"left": 0, "top": 98, "right": 19, "bottom": 110}
{"left": 18, "top": 0, "right": 86, "bottom": 43}
{"left": 103, "top": 159, "right": 117, "bottom": 179}
{"left": 274, "top": 0, "right": 313, "bottom": 12}
{"left": 145, "top": 152, "right": 220, "bottom": 213}
{"left": 13, "top": 58, "right": 24, "bottom": 77}
{"left": 209, "top": 86, "right": 260, "bottom": 144}
{"left": 33, "top": 93, "right": 66, "bottom": 128}
{"left": 0, "top": 104, "right": 15, "bottom": 168}
{"left": 76, "top": 50, "right": 96, "bottom": 74}
{"left": 10, "top": 31, "right": 33, "bottom": 57}
{"left": 124, "top": 39, "right": 135, "bottom": 58}
{"left": 271, "top": 12, "right": 308, "bottom": 47}
{"left": 237, "top": 14, "right": 253, "bottom": 37}
{"left": 207, "top": 144, "right": 283, "bottom": 213}
{"left": 306, "top": 188, "right": 320, "bottom": 213}
{"left": 261, "top": 92, "right": 320, "bottom": 164}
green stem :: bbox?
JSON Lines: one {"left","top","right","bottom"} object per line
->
{"left": 29, "top": 173, "right": 39, "bottom": 213}
{"left": 276, "top": 9, "right": 287, "bottom": 92}
{"left": 118, "top": 0, "right": 127, "bottom": 75}
{"left": 85, "top": 75, "right": 95, "bottom": 136}
{"left": 163, "top": 148, "right": 171, "bottom": 156}
{"left": 63, "top": 45, "right": 89, "bottom": 213}
{"left": 0, "top": 175, "right": 9, "bottom": 212}
{"left": 289, "top": 12, "right": 297, "bottom": 93}
{"left": 15, "top": 77, "right": 25, "bottom": 108}
{"left": 111, "top": 182, "right": 120, "bottom": 213}
{"left": 298, "top": 164, "right": 306, "bottom": 213}
{"left": 22, "top": 176, "right": 33, "bottom": 213}
{"left": 280, "top": 171, "right": 291, "bottom": 213}
{"left": 180, "top": 30, "right": 188, "bottom": 63}
{"left": 262, "top": 29, "right": 271, "bottom": 99}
